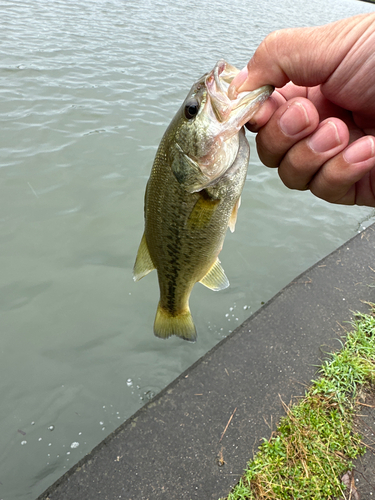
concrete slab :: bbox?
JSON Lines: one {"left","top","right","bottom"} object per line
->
{"left": 38, "top": 224, "right": 375, "bottom": 500}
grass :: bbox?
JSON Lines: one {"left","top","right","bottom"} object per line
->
{"left": 221, "top": 305, "right": 375, "bottom": 500}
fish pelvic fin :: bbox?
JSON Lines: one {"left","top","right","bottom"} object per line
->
{"left": 133, "top": 233, "right": 155, "bottom": 282}
{"left": 154, "top": 303, "right": 197, "bottom": 342}
{"left": 199, "top": 258, "right": 229, "bottom": 291}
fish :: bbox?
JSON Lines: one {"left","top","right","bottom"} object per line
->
{"left": 133, "top": 60, "right": 273, "bottom": 342}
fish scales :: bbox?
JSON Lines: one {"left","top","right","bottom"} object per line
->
{"left": 146, "top": 139, "right": 245, "bottom": 309}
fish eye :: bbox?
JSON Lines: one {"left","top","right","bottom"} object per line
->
{"left": 184, "top": 100, "right": 200, "bottom": 120}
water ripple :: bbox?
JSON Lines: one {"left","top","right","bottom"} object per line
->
{"left": 1, "top": 0, "right": 375, "bottom": 499}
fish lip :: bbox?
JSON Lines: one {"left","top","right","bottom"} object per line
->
{"left": 205, "top": 60, "right": 273, "bottom": 126}
{"left": 232, "top": 85, "right": 274, "bottom": 109}
{"left": 230, "top": 85, "right": 274, "bottom": 124}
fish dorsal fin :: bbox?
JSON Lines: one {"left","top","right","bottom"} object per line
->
{"left": 199, "top": 258, "right": 229, "bottom": 291}
{"left": 133, "top": 233, "right": 155, "bottom": 282}
{"left": 228, "top": 196, "right": 241, "bottom": 233}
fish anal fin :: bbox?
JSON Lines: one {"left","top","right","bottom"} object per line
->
{"left": 228, "top": 196, "right": 241, "bottom": 233}
{"left": 199, "top": 258, "right": 229, "bottom": 291}
{"left": 154, "top": 304, "right": 197, "bottom": 342}
{"left": 133, "top": 233, "right": 155, "bottom": 282}
{"left": 187, "top": 194, "right": 220, "bottom": 231}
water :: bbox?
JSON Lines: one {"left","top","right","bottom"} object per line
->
{"left": 1, "top": 0, "right": 375, "bottom": 498}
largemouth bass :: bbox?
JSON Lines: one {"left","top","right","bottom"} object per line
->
{"left": 134, "top": 60, "right": 273, "bottom": 342}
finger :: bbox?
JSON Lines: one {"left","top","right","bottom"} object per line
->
{"left": 278, "top": 119, "right": 350, "bottom": 190}
{"left": 255, "top": 98, "right": 320, "bottom": 168}
{"left": 308, "top": 136, "right": 375, "bottom": 205}
{"left": 229, "top": 14, "right": 375, "bottom": 93}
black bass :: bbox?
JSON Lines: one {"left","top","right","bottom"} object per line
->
{"left": 134, "top": 60, "right": 273, "bottom": 341}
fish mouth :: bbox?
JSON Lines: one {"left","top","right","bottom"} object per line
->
{"left": 205, "top": 60, "right": 273, "bottom": 130}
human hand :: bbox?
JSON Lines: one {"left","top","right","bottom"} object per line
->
{"left": 229, "top": 14, "right": 375, "bottom": 206}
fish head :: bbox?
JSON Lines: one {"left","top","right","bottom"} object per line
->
{"left": 169, "top": 60, "right": 273, "bottom": 192}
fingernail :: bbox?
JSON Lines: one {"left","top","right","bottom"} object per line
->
{"left": 308, "top": 121, "right": 341, "bottom": 153}
{"left": 343, "top": 136, "right": 375, "bottom": 164}
{"left": 279, "top": 102, "right": 310, "bottom": 136}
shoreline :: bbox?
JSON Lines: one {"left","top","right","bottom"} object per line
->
{"left": 38, "top": 223, "right": 375, "bottom": 500}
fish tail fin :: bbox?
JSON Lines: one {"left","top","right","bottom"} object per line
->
{"left": 154, "top": 303, "right": 197, "bottom": 342}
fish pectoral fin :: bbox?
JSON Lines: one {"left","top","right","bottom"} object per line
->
{"left": 133, "top": 233, "right": 155, "bottom": 281}
{"left": 187, "top": 193, "right": 220, "bottom": 231}
{"left": 199, "top": 258, "right": 229, "bottom": 291}
{"left": 228, "top": 196, "right": 241, "bottom": 233}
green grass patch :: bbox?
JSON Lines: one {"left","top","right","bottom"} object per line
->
{"left": 221, "top": 306, "right": 375, "bottom": 500}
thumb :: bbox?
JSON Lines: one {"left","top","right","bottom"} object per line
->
{"left": 230, "top": 13, "right": 375, "bottom": 94}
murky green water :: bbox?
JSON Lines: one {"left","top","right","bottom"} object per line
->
{"left": 1, "top": 0, "right": 375, "bottom": 498}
